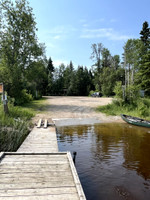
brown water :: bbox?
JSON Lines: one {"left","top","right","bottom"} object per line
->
{"left": 56, "top": 123, "right": 150, "bottom": 200}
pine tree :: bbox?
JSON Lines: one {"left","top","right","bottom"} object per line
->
{"left": 138, "top": 51, "right": 150, "bottom": 95}
{"left": 140, "top": 21, "right": 150, "bottom": 49}
{"left": 47, "top": 57, "right": 54, "bottom": 73}
{"left": 47, "top": 57, "right": 54, "bottom": 94}
{"left": 138, "top": 21, "right": 150, "bottom": 95}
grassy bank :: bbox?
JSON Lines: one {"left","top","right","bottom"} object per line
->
{"left": 0, "top": 97, "right": 47, "bottom": 152}
{"left": 97, "top": 98, "right": 150, "bottom": 120}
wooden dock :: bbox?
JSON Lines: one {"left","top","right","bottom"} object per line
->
{"left": 0, "top": 119, "right": 86, "bottom": 200}
{"left": 17, "top": 126, "right": 58, "bottom": 153}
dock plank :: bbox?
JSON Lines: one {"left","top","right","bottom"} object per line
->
{"left": 0, "top": 118, "right": 86, "bottom": 200}
{"left": 17, "top": 126, "right": 58, "bottom": 153}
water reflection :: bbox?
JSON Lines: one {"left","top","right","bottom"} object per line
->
{"left": 57, "top": 123, "right": 150, "bottom": 200}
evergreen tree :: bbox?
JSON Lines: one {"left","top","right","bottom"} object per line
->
{"left": 138, "top": 51, "right": 150, "bottom": 95}
{"left": 47, "top": 57, "right": 54, "bottom": 73}
{"left": 140, "top": 21, "right": 150, "bottom": 49}
{"left": 47, "top": 57, "right": 54, "bottom": 94}
{"left": 137, "top": 21, "right": 150, "bottom": 95}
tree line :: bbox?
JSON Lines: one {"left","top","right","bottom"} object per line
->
{"left": 0, "top": 0, "right": 149, "bottom": 105}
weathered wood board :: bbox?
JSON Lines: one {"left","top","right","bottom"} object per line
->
{"left": 0, "top": 118, "right": 86, "bottom": 200}
{"left": 17, "top": 126, "right": 58, "bottom": 153}
{"left": 0, "top": 152, "right": 86, "bottom": 200}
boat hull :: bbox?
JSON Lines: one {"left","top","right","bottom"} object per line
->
{"left": 121, "top": 114, "right": 150, "bottom": 128}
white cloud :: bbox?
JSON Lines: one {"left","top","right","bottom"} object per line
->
{"left": 39, "top": 25, "right": 78, "bottom": 41}
{"left": 80, "top": 28, "right": 131, "bottom": 41}
{"left": 53, "top": 35, "right": 61, "bottom": 40}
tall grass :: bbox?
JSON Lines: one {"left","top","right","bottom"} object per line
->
{"left": 0, "top": 97, "right": 48, "bottom": 152}
{"left": 97, "top": 98, "right": 150, "bottom": 120}
{"left": 0, "top": 121, "right": 30, "bottom": 151}
{"left": 0, "top": 103, "right": 34, "bottom": 152}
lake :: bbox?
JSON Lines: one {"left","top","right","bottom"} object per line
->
{"left": 57, "top": 123, "right": 150, "bottom": 200}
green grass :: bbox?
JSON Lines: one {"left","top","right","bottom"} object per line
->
{"left": 21, "top": 97, "right": 48, "bottom": 114}
{"left": 0, "top": 97, "right": 48, "bottom": 151}
{"left": 97, "top": 98, "right": 150, "bottom": 120}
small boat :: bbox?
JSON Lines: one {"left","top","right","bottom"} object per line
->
{"left": 121, "top": 114, "right": 150, "bottom": 128}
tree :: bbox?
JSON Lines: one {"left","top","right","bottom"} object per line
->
{"left": 47, "top": 57, "right": 54, "bottom": 94}
{"left": 112, "top": 55, "right": 120, "bottom": 70}
{"left": 137, "top": 21, "right": 150, "bottom": 95}
{"left": 63, "top": 61, "right": 75, "bottom": 95}
{"left": 101, "top": 48, "right": 111, "bottom": 68}
{"left": 0, "top": 0, "right": 45, "bottom": 104}
{"left": 47, "top": 57, "right": 54, "bottom": 73}
{"left": 123, "top": 39, "right": 140, "bottom": 86}
{"left": 76, "top": 66, "right": 91, "bottom": 96}
{"left": 140, "top": 21, "right": 150, "bottom": 50}
{"left": 138, "top": 51, "right": 150, "bottom": 95}
{"left": 26, "top": 59, "right": 47, "bottom": 99}
{"left": 90, "top": 43, "right": 103, "bottom": 72}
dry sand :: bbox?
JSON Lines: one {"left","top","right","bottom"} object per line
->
{"left": 33, "top": 96, "right": 123, "bottom": 126}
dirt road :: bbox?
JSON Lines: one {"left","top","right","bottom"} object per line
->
{"left": 34, "top": 96, "right": 122, "bottom": 126}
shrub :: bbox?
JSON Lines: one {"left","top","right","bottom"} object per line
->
{"left": 113, "top": 81, "right": 123, "bottom": 99}
{"left": 15, "top": 89, "right": 33, "bottom": 105}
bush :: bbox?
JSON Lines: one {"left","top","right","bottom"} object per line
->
{"left": 15, "top": 89, "right": 33, "bottom": 105}
{"left": 114, "top": 81, "right": 123, "bottom": 99}
{"left": 97, "top": 97, "right": 150, "bottom": 120}
{"left": 137, "top": 99, "right": 150, "bottom": 118}
{"left": 89, "top": 90, "right": 95, "bottom": 96}
{"left": 114, "top": 82, "right": 140, "bottom": 104}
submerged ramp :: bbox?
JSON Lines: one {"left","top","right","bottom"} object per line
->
{"left": 0, "top": 119, "right": 86, "bottom": 200}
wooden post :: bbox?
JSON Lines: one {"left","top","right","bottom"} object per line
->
{"left": 0, "top": 83, "right": 9, "bottom": 114}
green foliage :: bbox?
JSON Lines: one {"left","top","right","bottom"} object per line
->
{"left": 140, "top": 21, "right": 150, "bottom": 49}
{"left": 0, "top": 102, "right": 34, "bottom": 151}
{"left": 89, "top": 90, "right": 95, "bottom": 96}
{"left": 0, "top": 0, "right": 46, "bottom": 105}
{"left": 90, "top": 43, "right": 103, "bottom": 72}
{"left": 0, "top": 103, "right": 34, "bottom": 126}
{"left": 101, "top": 67, "right": 115, "bottom": 96}
{"left": 0, "top": 97, "right": 48, "bottom": 152}
{"left": 137, "top": 51, "right": 150, "bottom": 95}
{"left": 97, "top": 98, "right": 150, "bottom": 120}
{"left": 135, "top": 21, "right": 150, "bottom": 95}
{"left": 125, "top": 85, "right": 140, "bottom": 104}
{"left": 22, "top": 97, "right": 48, "bottom": 113}
{"left": 114, "top": 81, "right": 140, "bottom": 104}
{"left": 51, "top": 62, "right": 93, "bottom": 96}
{"left": 15, "top": 89, "right": 33, "bottom": 105}
{"left": 123, "top": 39, "right": 141, "bottom": 69}
{"left": 100, "top": 66, "right": 124, "bottom": 97}
{"left": 0, "top": 121, "right": 30, "bottom": 151}
{"left": 8, "top": 104, "right": 34, "bottom": 120}
{"left": 101, "top": 48, "right": 111, "bottom": 68}
{"left": 113, "top": 81, "right": 123, "bottom": 99}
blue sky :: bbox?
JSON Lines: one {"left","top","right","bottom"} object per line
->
{"left": 28, "top": 0, "right": 150, "bottom": 68}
